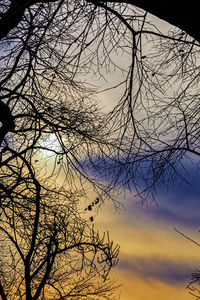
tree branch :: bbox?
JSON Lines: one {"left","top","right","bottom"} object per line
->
{"left": 87, "top": 0, "right": 200, "bottom": 43}
{"left": 0, "top": 0, "right": 60, "bottom": 40}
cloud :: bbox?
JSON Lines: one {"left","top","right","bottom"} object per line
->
{"left": 80, "top": 155, "right": 200, "bottom": 228}
{"left": 118, "top": 256, "right": 196, "bottom": 284}
{"left": 126, "top": 195, "right": 200, "bottom": 229}
{"left": 125, "top": 165, "right": 200, "bottom": 229}
{"left": 80, "top": 155, "right": 199, "bottom": 194}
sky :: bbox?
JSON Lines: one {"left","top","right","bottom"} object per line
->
{"left": 81, "top": 12, "right": 200, "bottom": 300}
{"left": 0, "top": 2, "right": 199, "bottom": 299}
{"left": 36, "top": 5, "right": 200, "bottom": 300}
{"left": 93, "top": 163, "right": 200, "bottom": 300}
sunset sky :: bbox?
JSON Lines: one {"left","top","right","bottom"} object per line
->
{"left": 43, "top": 7, "right": 200, "bottom": 299}
{"left": 1, "top": 1, "right": 199, "bottom": 299}
{"left": 93, "top": 162, "right": 200, "bottom": 300}
{"left": 81, "top": 13, "right": 200, "bottom": 299}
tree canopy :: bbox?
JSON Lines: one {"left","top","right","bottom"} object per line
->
{"left": 0, "top": 0, "right": 199, "bottom": 298}
{"left": 1, "top": 1, "right": 200, "bottom": 42}
{"left": 88, "top": 0, "right": 200, "bottom": 43}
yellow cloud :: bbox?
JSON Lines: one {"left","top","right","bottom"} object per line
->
{"left": 113, "top": 270, "right": 191, "bottom": 300}
{"left": 94, "top": 201, "right": 200, "bottom": 299}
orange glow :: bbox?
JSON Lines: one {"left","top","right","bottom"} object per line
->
{"left": 94, "top": 200, "right": 200, "bottom": 300}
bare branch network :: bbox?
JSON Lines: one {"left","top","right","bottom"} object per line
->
{"left": 0, "top": 0, "right": 199, "bottom": 298}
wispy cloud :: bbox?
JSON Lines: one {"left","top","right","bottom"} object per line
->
{"left": 82, "top": 154, "right": 200, "bottom": 228}
{"left": 125, "top": 165, "right": 200, "bottom": 229}
{"left": 80, "top": 155, "right": 199, "bottom": 194}
{"left": 118, "top": 256, "right": 196, "bottom": 284}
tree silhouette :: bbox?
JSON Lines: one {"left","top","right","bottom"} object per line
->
{"left": 0, "top": 158, "right": 119, "bottom": 298}
{"left": 0, "top": 0, "right": 199, "bottom": 200}
{"left": 0, "top": 100, "right": 15, "bottom": 145}
{"left": 0, "top": 1, "right": 121, "bottom": 298}
{"left": 87, "top": 0, "right": 200, "bottom": 43}
{"left": 0, "top": 0, "right": 200, "bottom": 298}
{"left": 1, "top": 0, "right": 200, "bottom": 42}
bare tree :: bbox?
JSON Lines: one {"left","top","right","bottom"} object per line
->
{"left": 0, "top": 151, "right": 119, "bottom": 299}
{"left": 0, "top": 0, "right": 199, "bottom": 200}
{"left": 82, "top": 1, "right": 200, "bottom": 201}
{"left": 87, "top": 0, "right": 200, "bottom": 43}
{"left": 1, "top": 0, "right": 200, "bottom": 43}
{"left": 0, "top": 1, "right": 121, "bottom": 298}
{"left": 0, "top": 0, "right": 200, "bottom": 297}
